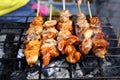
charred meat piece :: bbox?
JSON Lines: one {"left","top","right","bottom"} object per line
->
{"left": 90, "top": 17, "right": 102, "bottom": 34}
{"left": 57, "top": 10, "right": 81, "bottom": 63}
{"left": 75, "top": 13, "right": 89, "bottom": 39}
{"left": 57, "top": 10, "right": 73, "bottom": 33}
{"left": 24, "top": 16, "right": 44, "bottom": 66}
{"left": 42, "top": 20, "right": 58, "bottom": 39}
{"left": 79, "top": 38, "right": 92, "bottom": 55}
{"left": 24, "top": 39, "right": 42, "bottom": 66}
{"left": 92, "top": 32, "right": 109, "bottom": 58}
{"left": 41, "top": 39, "right": 59, "bottom": 66}
{"left": 64, "top": 44, "right": 81, "bottom": 63}
{"left": 41, "top": 20, "right": 59, "bottom": 66}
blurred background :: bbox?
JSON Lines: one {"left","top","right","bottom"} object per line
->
{"left": 0, "top": 0, "right": 120, "bottom": 34}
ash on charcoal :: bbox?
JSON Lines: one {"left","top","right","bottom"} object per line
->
{"left": 0, "top": 35, "right": 6, "bottom": 58}
{"left": 72, "top": 63, "right": 83, "bottom": 78}
{"left": 24, "top": 65, "right": 40, "bottom": 80}
{"left": 11, "top": 71, "right": 27, "bottom": 80}
{"left": 102, "top": 58, "right": 112, "bottom": 68}
{"left": 42, "top": 58, "right": 69, "bottom": 68}
{"left": 101, "top": 58, "right": 120, "bottom": 76}
{"left": 0, "top": 49, "right": 5, "bottom": 58}
{"left": 14, "top": 35, "right": 20, "bottom": 41}
{"left": 80, "top": 56, "right": 100, "bottom": 75}
{"left": 85, "top": 68, "right": 101, "bottom": 77}
{"left": 42, "top": 68, "right": 69, "bottom": 79}
{"left": 0, "top": 35, "right": 6, "bottom": 41}
{"left": 0, "top": 33, "right": 20, "bottom": 79}
{"left": 2, "top": 33, "right": 18, "bottom": 58}
{"left": 2, "top": 44, "right": 18, "bottom": 58}
{"left": 27, "top": 71, "right": 39, "bottom": 80}
{"left": 41, "top": 59, "right": 69, "bottom": 79}
{"left": 12, "top": 49, "right": 24, "bottom": 70}
{"left": 72, "top": 70, "right": 83, "bottom": 78}
{"left": 52, "top": 68, "right": 69, "bottom": 78}
{"left": 17, "top": 49, "right": 24, "bottom": 58}
{"left": 102, "top": 48, "right": 120, "bottom": 77}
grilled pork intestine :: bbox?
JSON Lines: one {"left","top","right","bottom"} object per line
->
{"left": 41, "top": 39, "right": 59, "bottom": 66}
{"left": 79, "top": 28, "right": 93, "bottom": 54}
{"left": 90, "top": 17, "right": 102, "bottom": 34}
{"left": 63, "top": 44, "right": 81, "bottom": 63}
{"left": 83, "top": 28, "right": 93, "bottom": 39}
{"left": 79, "top": 38, "right": 92, "bottom": 55}
{"left": 42, "top": 20, "right": 58, "bottom": 39}
{"left": 58, "top": 35, "right": 81, "bottom": 63}
{"left": 75, "top": 13, "right": 93, "bottom": 55}
{"left": 92, "top": 32, "right": 109, "bottom": 58}
{"left": 57, "top": 30, "right": 72, "bottom": 41}
{"left": 41, "top": 20, "right": 59, "bottom": 66}
{"left": 57, "top": 10, "right": 73, "bottom": 33}
{"left": 41, "top": 39, "right": 57, "bottom": 48}
{"left": 24, "top": 39, "right": 42, "bottom": 66}
{"left": 57, "top": 10, "right": 81, "bottom": 63}
{"left": 26, "top": 16, "right": 43, "bottom": 41}
{"left": 75, "top": 13, "right": 90, "bottom": 39}
{"left": 24, "top": 16, "right": 44, "bottom": 66}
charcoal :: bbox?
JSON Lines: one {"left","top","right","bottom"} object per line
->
{"left": 72, "top": 70, "right": 83, "bottom": 78}
{"left": 3, "top": 33, "right": 18, "bottom": 58}
{"left": 0, "top": 49, "right": 4, "bottom": 58}
{"left": 85, "top": 74, "right": 94, "bottom": 77}
{"left": 42, "top": 68, "right": 69, "bottom": 79}
{"left": 27, "top": 71, "right": 39, "bottom": 80}
{"left": 2, "top": 44, "right": 17, "bottom": 58}
{"left": 0, "top": 18, "right": 120, "bottom": 80}
{"left": 52, "top": 68, "right": 69, "bottom": 78}
{"left": 11, "top": 71, "right": 27, "bottom": 80}
{"left": 71, "top": 63, "right": 83, "bottom": 78}
{"left": 108, "top": 40, "right": 118, "bottom": 47}
{"left": 42, "top": 67, "right": 55, "bottom": 77}
{"left": 42, "top": 59, "right": 69, "bottom": 78}
{"left": 87, "top": 69, "right": 101, "bottom": 77}
{"left": 17, "top": 49, "right": 24, "bottom": 58}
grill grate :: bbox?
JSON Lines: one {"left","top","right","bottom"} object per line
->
{"left": 0, "top": 16, "right": 120, "bottom": 80}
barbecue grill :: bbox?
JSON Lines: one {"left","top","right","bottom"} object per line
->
{"left": 0, "top": 16, "right": 120, "bottom": 80}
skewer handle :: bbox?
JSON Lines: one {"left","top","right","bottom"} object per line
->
{"left": 49, "top": 4, "right": 52, "bottom": 21}
{"left": 87, "top": 1, "right": 92, "bottom": 18}
{"left": 77, "top": 3, "right": 81, "bottom": 14}
{"left": 63, "top": 0, "right": 66, "bottom": 10}
{"left": 37, "top": 0, "right": 40, "bottom": 16}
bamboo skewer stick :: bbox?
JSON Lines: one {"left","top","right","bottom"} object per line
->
{"left": 63, "top": 0, "right": 66, "bottom": 10}
{"left": 77, "top": 3, "right": 81, "bottom": 14}
{"left": 49, "top": 4, "right": 52, "bottom": 21}
{"left": 87, "top": 1, "right": 92, "bottom": 18}
{"left": 118, "top": 31, "right": 120, "bottom": 47}
{"left": 37, "top": 0, "right": 40, "bottom": 16}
